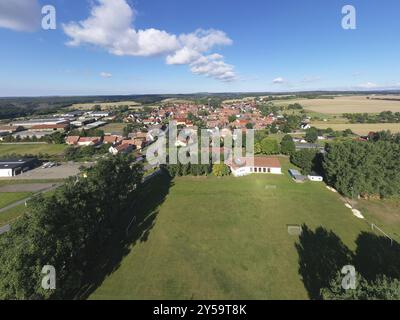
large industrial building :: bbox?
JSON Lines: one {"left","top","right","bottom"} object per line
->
{"left": 0, "top": 158, "right": 38, "bottom": 177}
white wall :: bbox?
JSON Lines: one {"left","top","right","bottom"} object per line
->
{"left": 231, "top": 166, "right": 282, "bottom": 177}
{"left": 270, "top": 167, "right": 282, "bottom": 175}
{"left": 0, "top": 169, "right": 13, "bottom": 177}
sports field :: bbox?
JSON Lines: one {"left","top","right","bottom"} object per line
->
{"left": 90, "top": 161, "right": 387, "bottom": 300}
{"left": 274, "top": 95, "right": 400, "bottom": 114}
{"left": 0, "top": 144, "right": 67, "bottom": 156}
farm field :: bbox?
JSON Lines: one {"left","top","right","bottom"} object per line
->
{"left": 311, "top": 123, "right": 400, "bottom": 135}
{"left": 90, "top": 163, "right": 391, "bottom": 300}
{"left": 273, "top": 95, "right": 400, "bottom": 114}
{"left": 0, "top": 144, "right": 67, "bottom": 156}
{"left": 68, "top": 101, "right": 141, "bottom": 111}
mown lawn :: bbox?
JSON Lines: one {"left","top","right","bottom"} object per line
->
{"left": 0, "top": 144, "right": 67, "bottom": 156}
{"left": 90, "top": 164, "right": 374, "bottom": 300}
{"left": 0, "top": 193, "right": 31, "bottom": 209}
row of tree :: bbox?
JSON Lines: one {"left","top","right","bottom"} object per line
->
{"left": 343, "top": 111, "right": 400, "bottom": 123}
{"left": 162, "top": 162, "right": 231, "bottom": 177}
{"left": 0, "top": 156, "right": 143, "bottom": 299}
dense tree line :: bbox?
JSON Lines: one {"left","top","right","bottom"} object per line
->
{"left": 321, "top": 273, "right": 400, "bottom": 300}
{"left": 1, "top": 131, "right": 66, "bottom": 144}
{"left": 323, "top": 140, "right": 400, "bottom": 198}
{"left": 343, "top": 111, "right": 400, "bottom": 124}
{"left": 0, "top": 156, "right": 143, "bottom": 299}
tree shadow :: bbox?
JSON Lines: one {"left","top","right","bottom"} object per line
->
{"left": 354, "top": 232, "right": 400, "bottom": 281}
{"left": 73, "top": 173, "right": 173, "bottom": 300}
{"left": 295, "top": 225, "right": 353, "bottom": 300}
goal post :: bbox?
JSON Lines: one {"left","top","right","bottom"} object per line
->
{"left": 371, "top": 223, "right": 394, "bottom": 246}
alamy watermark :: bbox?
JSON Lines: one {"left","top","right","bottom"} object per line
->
{"left": 342, "top": 5, "right": 357, "bottom": 30}
{"left": 341, "top": 265, "right": 357, "bottom": 290}
{"left": 41, "top": 265, "right": 56, "bottom": 290}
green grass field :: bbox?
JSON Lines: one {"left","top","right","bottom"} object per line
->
{"left": 0, "top": 144, "right": 67, "bottom": 156}
{"left": 103, "top": 123, "right": 127, "bottom": 135}
{"left": 0, "top": 193, "right": 31, "bottom": 209}
{"left": 90, "top": 162, "right": 387, "bottom": 300}
{"left": 0, "top": 203, "right": 25, "bottom": 227}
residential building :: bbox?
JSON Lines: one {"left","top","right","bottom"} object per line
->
{"left": 228, "top": 157, "right": 282, "bottom": 177}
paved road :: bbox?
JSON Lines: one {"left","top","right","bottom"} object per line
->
{"left": 0, "top": 183, "right": 61, "bottom": 214}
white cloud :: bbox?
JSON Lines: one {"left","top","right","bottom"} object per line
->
{"left": 272, "top": 77, "right": 285, "bottom": 84}
{"left": 0, "top": 0, "right": 41, "bottom": 32}
{"left": 63, "top": 0, "right": 236, "bottom": 82}
{"left": 100, "top": 72, "right": 112, "bottom": 78}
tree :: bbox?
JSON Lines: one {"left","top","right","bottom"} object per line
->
{"left": 228, "top": 115, "right": 236, "bottom": 123}
{"left": 0, "top": 156, "right": 143, "bottom": 300}
{"left": 246, "top": 123, "right": 254, "bottom": 129}
{"left": 323, "top": 141, "right": 400, "bottom": 198}
{"left": 321, "top": 273, "right": 400, "bottom": 300}
{"left": 212, "top": 164, "right": 230, "bottom": 177}
{"left": 290, "top": 149, "right": 319, "bottom": 175}
{"left": 280, "top": 135, "right": 296, "bottom": 155}
{"left": 305, "top": 127, "right": 319, "bottom": 143}
{"left": 260, "top": 138, "right": 279, "bottom": 155}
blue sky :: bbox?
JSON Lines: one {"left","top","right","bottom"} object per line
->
{"left": 0, "top": 0, "right": 399, "bottom": 96}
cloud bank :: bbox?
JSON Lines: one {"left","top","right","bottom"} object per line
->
{"left": 63, "top": 0, "right": 236, "bottom": 81}
{"left": 0, "top": 0, "right": 41, "bottom": 32}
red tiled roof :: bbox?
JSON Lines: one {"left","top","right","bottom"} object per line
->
{"left": 66, "top": 136, "right": 80, "bottom": 144}
{"left": 31, "top": 124, "right": 68, "bottom": 130}
{"left": 228, "top": 157, "right": 281, "bottom": 170}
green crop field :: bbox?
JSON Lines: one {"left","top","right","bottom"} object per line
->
{"left": 89, "top": 159, "right": 398, "bottom": 300}
{"left": 0, "top": 144, "right": 67, "bottom": 156}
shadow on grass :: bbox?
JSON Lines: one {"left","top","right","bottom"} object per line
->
{"left": 296, "top": 225, "right": 400, "bottom": 300}
{"left": 295, "top": 225, "right": 353, "bottom": 300}
{"left": 354, "top": 232, "right": 400, "bottom": 281}
{"left": 74, "top": 173, "right": 173, "bottom": 299}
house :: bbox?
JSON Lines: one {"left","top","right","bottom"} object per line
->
{"left": 175, "top": 137, "right": 188, "bottom": 147}
{"left": 103, "top": 135, "right": 119, "bottom": 144}
{"left": 77, "top": 137, "right": 102, "bottom": 147}
{"left": 228, "top": 157, "right": 282, "bottom": 177}
{"left": 66, "top": 136, "right": 80, "bottom": 145}
{"left": 0, "top": 158, "right": 38, "bottom": 177}
{"left": 109, "top": 144, "right": 134, "bottom": 156}
{"left": 301, "top": 123, "right": 311, "bottom": 130}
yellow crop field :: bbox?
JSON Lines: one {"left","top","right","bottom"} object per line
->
{"left": 312, "top": 123, "right": 400, "bottom": 135}
{"left": 274, "top": 95, "right": 400, "bottom": 114}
